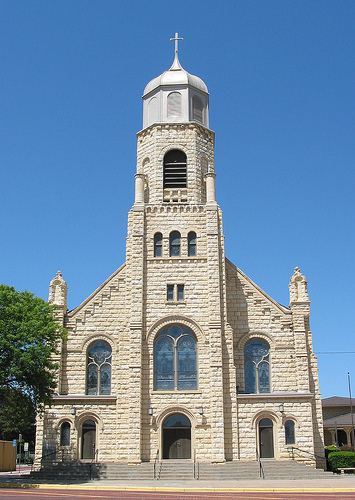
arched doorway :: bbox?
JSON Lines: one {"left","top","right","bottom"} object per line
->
{"left": 81, "top": 419, "right": 96, "bottom": 459}
{"left": 259, "top": 418, "right": 274, "bottom": 458}
{"left": 162, "top": 413, "right": 191, "bottom": 459}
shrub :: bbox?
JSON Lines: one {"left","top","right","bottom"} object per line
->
{"left": 328, "top": 451, "right": 355, "bottom": 473}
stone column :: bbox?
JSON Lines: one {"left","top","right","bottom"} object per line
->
{"left": 134, "top": 174, "right": 145, "bottom": 205}
{"left": 206, "top": 172, "right": 216, "bottom": 204}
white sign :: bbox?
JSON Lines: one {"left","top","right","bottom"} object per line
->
{"left": 24, "top": 443, "right": 29, "bottom": 452}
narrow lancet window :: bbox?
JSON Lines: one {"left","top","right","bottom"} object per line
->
{"left": 170, "top": 231, "right": 181, "bottom": 256}
{"left": 154, "top": 232, "right": 162, "bottom": 257}
{"left": 188, "top": 232, "right": 196, "bottom": 256}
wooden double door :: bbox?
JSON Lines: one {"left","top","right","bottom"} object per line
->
{"left": 163, "top": 428, "right": 191, "bottom": 459}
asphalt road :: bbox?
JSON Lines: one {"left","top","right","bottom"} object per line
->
{"left": 1, "top": 489, "right": 355, "bottom": 500}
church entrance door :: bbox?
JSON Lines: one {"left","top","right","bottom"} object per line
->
{"left": 162, "top": 413, "right": 191, "bottom": 459}
{"left": 81, "top": 420, "right": 96, "bottom": 459}
{"left": 259, "top": 418, "right": 274, "bottom": 458}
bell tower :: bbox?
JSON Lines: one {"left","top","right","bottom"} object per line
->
{"left": 126, "top": 34, "right": 227, "bottom": 463}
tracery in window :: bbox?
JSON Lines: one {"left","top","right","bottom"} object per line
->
{"left": 60, "top": 422, "right": 70, "bottom": 447}
{"left": 188, "top": 232, "right": 196, "bottom": 256}
{"left": 170, "top": 231, "right": 181, "bottom": 256}
{"left": 285, "top": 420, "right": 295, "bottom": 445}
{"left": 155, "top": 325, "right": 197, "bottom": 391}
{"left": 244, "top": 338, "right": 270, "bottom": 393}
{"left": 154, "top": 232, "right": 162, "bottom": 257}
{"left": 87, "top": 340, "right": 112, "bottom": 395}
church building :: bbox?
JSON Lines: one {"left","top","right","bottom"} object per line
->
{"left": 35, "top": 36, "right": 324, "bottom": 467}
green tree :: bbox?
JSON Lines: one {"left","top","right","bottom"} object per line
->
{"left": 0, "top": 285, "right": 66, "bottom": 441}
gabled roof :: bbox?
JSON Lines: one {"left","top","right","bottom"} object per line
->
{"left": 322, "top": 396, "right": 353, "bottom": 407}
{"left": 323, "top": 412, "right": 355, "bottom": 427}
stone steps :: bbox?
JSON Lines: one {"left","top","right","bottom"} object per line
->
{"left": 29, "top": 459, "right": 336, "bottom": 482}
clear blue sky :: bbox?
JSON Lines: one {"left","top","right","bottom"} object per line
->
{"left": 1, "top": 1, "right": 354, "bottom": 399}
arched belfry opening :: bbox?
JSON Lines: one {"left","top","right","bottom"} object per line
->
{"left": 162, "top": 413, "right": 191, "bottom": 459}
{"left": 163, "top": 150, "right": 187, "bottom": 188}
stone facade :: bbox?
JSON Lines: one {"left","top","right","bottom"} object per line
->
{"left": 35, "top": 49, "right": 324, "bottom": 467}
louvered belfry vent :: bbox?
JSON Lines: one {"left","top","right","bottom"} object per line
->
{"left": 163, "top": 150, "right": 187, "bottom": 188}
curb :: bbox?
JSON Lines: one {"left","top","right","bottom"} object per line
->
{"left": 1, "top": 483, "right": 355, "bottom": 493}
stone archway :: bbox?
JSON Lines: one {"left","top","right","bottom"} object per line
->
{"left": 162, "top": 413, "right": 191, "bottom": 459}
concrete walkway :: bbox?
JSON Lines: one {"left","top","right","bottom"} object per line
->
{"left": 1, "top": 467, "right": 355, "bottom": 492}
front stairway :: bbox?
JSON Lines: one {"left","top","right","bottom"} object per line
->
{"left": 30, "top": 459, "right": 335, "bottom": 483}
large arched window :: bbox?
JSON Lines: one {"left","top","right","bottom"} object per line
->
{"left": 155, "top": 325, "right": 197, "bottom": 391}
{"left": 170, "top": 231, "right": 181, "bottom": 257}
{"left": 244, "top": 338, "right": 270, "bottom": 393}
{"left": 154, "top": 232, "right": 162, "bottom": 257}
{"left": 188, "top": 231, "right": 196, "bottom": 256}
{"left": 60, "top": 422, "right": 70, "bottom": 447}
{"left": 163, "top": 150, "right": 187, "bottom": 188}
{"left": 87, "top": 340, "right": 112, "bottom": 395}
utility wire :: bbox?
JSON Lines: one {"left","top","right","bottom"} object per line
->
{"left": 316, "top": 352, "right": 355, "bottom": 354}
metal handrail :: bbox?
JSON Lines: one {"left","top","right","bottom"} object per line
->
{"left": 31, "top": 449, "right": 58, "bottom": 472}
{"left": 256, "top": 447, "right": 264, "bottom": 479}
{"left": 288, "top": 446, "right": 325, "bottom": 462}
{"left": 153, "top": 449, "right": 160, "bottom": 479}
{"left": 193, "top": 449, "right": 199, "bottom": 480}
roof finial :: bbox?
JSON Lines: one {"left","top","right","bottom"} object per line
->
{"left": 170, "top": 32, "right": 183, "bottom": 55}
{"left": 169, "top": 32, "right": 183, "bottom": 71}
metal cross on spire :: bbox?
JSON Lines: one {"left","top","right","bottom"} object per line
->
{"left": 170, "top": 32, "right": 183, "bottom": 54}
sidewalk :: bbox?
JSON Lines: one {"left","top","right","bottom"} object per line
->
{"left": 1, "top": 468, "right": 355, "bottom": 492}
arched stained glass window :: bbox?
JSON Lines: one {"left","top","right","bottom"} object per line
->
{"left": 87, "top": 340, "right": 112, "bottom": 395}
{"left": 154, "top": 232, "right": 162, "bottom": 257}
{"left": 60, "top": 422, "right": 70, "bottom": 447}
{"left": 188, "top": 232, "right": 196, "bottom": 256}
{"left": 155, "top": 325, "right": 197, "bottom": 391}
{"left": 170, "top": 231, "right": 181, "bottom": 257}
{"left": 244, "top": 338, "right": 270, "bottom": 393}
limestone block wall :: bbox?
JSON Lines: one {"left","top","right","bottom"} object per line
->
{"left": 136, "top": 123, "right": 214, "bottom": 205}
{"left": 236, "top": 397, "right": 315, "bottom": 462}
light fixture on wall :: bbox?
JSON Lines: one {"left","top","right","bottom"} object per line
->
{"left": 149, "top": 407, "right": 153, "bottom": 416}
{"left": 71, "top": 407, "right": 76, "bottom": 415}
{"left": 279, "top": 403, "right": 284, "bottom": 414}
{"left": 198, "top": 406, "right": 203, "bottom": 415}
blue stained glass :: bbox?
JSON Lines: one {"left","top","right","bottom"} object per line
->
{"left": 244, "top": 339, "right": 269, "bottom": 364}
{"left": 155, "top": 336, "right": 174, "bottom": 390}
{"left": 258, "top": 362, "right": 269, "bottom": 392}
{"left": 169, "top": 325, "right": 182, "bottom": 339}
{"left": 87, "top": 340, "right": 112, "bottom": 395}
{"left": 87, "top": 365, "right": 98, "bottom": 395}
{"left": 177, "top": 336, "right": 197, "bottom": 390}
{"left": 100, "top": 364, "right": 111, "bottom": 394}
{"left": 88, "top": 340, "right": 111, "bottom": 365}
{"left": 245, "top": 361, "right": 256, "bottom": 393}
